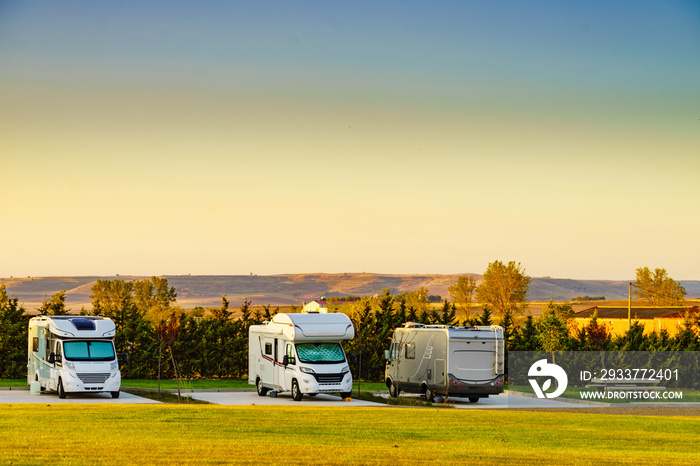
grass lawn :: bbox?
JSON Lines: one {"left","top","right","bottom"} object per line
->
{"left": 0, "top": 378, "right": 27, "bottom": 387}
{"left": 1, "top": 404, "right": 698, "bottom": 465}
{"left": 119, "top": 378, "right": 387, "bottom": 392}
{"left": 2, "top": 378, "right": 387, "bottom": 392}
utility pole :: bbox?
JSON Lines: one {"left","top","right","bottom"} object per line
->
{"left": 628, "top": 282, "right": 632, "bottom": 328}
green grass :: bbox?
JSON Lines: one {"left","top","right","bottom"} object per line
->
{"left": 0, "top": 378, "right": 27, "bottom": 387}
{"left": 119, "top": 378, "right": 387, "bottom": 392}
{"left": 121, "top": 388, "right": 210, "bottom": 404}
{"left": 2, "top": 377, "right": 387, "bottom": 392}
{"left": 0, "top": 404, "right": 698, "bottom": 465}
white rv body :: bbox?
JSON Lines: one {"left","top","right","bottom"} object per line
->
{"left": 385, "top": 323, "right": 504, "bottom": 402}
{"left": 27, "top": 316, "right": 121, "bottom": 398}
{"left": 248, "top": 312, "right": 354, "bottom": 401}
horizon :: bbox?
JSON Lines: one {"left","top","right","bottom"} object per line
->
{"left": 3, "top": 271, "right": 700, "bottom": 283}
{"left": 2, "top": 1, "right": 699, "bottom": 280}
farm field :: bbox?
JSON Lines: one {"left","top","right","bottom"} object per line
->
{"left": 1, "top": 404, "right": 699, "bottom": 465}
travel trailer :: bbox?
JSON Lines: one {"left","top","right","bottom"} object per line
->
{"left": 384, "top": 323, "right": 504, "bottom": 403}
{"left": 249, "top": 312, "right": 355, "bottom": 401}
{"left": 27, "top": 316, "right": 121, "bottom": 399}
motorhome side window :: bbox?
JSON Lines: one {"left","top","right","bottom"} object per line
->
{"left": 405, "top": 343, "right": 416, "bottom": 360}
{"left": 286, "top": 343, "right": 295, "bottom": 364}
{"left": 390, "top": 342, "right": 399, "bottom": 360}
{"left": 264, "top": 343, "right": 272, "bottom": 356}
{"left": 32, "top": 337, "right": 39, "bottom": 352}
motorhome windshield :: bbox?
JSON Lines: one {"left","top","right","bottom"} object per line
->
{"left": 296, "top": 343, "right": 345, "bottom": 364}
{"left": 63, "top": 341, "right": 115, "bottom": 361}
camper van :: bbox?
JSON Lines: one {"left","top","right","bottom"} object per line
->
{"left": 27, "top": 315, "right": 121, "bottom": 399}
{"left": 249, "top": 312, "right": 355, "bottom": 401}
{"left": 385, "top": 323, "right": 504, "bottom": 403}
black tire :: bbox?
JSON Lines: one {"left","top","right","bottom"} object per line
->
{"left": 111, "top": 391, "right": 120, "bottom": 399}
{"left": 424, "top": 386, "right": 434, "bottom": 402}
{"left": 340, "top": 392, "right": 351, "bottom": 399}
{"left": 57, "top": 379, "right": 66, "bottom": 399}
{"left": 389, "top": 382, "right": 399, "bottom": 398}
{"left": 256, "top": 378, "right": 268, "bottom": 397}
{"left": 291, "top": 379, "right": 303, "bottom": 401}
{"left": 469, "top": 397, "right": 479, "bottom": 403}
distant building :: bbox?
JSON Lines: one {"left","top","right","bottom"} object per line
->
{"left": 573, "top": 306, "right": 699, "bottom": 336}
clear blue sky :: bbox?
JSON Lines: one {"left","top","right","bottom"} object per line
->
{"left": 2, "top": 1, "right": 699, "bottom": 280}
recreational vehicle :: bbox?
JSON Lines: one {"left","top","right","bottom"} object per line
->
{"left": 249, "top": 312, "right": 355, "bottom": 401}
{"left": 385, "top": 323, "right": 504, "bottom": 403}
{"left": 27, "top": 315, "right": 121, "bottom": 399}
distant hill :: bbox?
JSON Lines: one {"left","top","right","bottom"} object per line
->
{"left": 2, "top": 274, "right": 699, "bottom": 312}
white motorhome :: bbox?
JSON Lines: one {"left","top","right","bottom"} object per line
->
{"left": 248, "top": 312, "right": 355, "bottom": 401}
{"left": 27, "top": 316, "right": 121, "bottom": 399}
{"left": 385, "top": 323, "right": 504, "bottom": 403}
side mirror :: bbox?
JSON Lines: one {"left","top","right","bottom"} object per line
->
{"left": 347, "top": 353, "right": 357, "bottom": 364}
{"left": 48, "top": 353, "right": 56, "bottom": 364}
{"left": 282, "top": 355, "right": 289, "bottom": 366}
{"left": 118, "top": 352, "right": 128, "bottom": 364}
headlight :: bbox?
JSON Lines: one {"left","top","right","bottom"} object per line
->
{"left": 340, "top": 365, "right": 350, "bottom": 374}
{"left": 64, "top": 361, "right": 75, "bottom": 371}
{"left": 299, "top": 366, "right": 315, "bottom": 374}
{"left": 110, "top": 362, "right": 118, "bottom": 371}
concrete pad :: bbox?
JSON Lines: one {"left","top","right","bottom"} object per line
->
{"left": 0, "top": 389, "right": 160, "bottom": 404}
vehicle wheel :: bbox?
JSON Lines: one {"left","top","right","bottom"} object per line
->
{"left": 111, "top": 391, "right": 120, "bottom": 399}
{"left": 57, "top": 379, "right": 66, "bottom": 399}
{"left": 389, "top": 382, "right": 399, "bottom": 398}
{"left": 340, "top": 392, "right": 351, "bottom": 399}
{"left": 291, "top": 379, "right": 303, "bottom": 401}
{"left": 424, "top": 386, "right": 434, "bottom": 402}
{"left": 256, "top": 378, "right": 269, "bottom": 397}
{"left": 469, "top": 397, "right": 479, "bottom": 403}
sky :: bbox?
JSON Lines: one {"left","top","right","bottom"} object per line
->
{"left": 1, "top": 0, "right": 699, "bottom": 281}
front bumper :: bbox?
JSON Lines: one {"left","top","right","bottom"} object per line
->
{"left": 61, "top": 370, "right": 121, "bottom": 393}
{"left": 299, "top": 371, "right": 352, "bottom": 394}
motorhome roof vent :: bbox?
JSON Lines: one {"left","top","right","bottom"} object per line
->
{"left": 70, "top": 318, "right": 96, "bottom": 331}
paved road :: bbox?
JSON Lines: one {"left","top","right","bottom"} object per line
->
{"left": 0, "top": 389, "right": 159, "bottom": 404}
{"left": 1, "top": 386, "right": 606, "bottom": 408}
{"left": 187, "top": 390, "right": 606, "bottom": 409}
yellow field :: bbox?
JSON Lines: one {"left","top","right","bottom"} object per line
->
{"left": 1, "top": 404, "right": 699, "bottom": 465}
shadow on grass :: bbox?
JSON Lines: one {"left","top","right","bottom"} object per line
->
{"left": 122, "top": 388, "right": 211, "bottom": 404}
{"left": 352, "top": 391, "right": 454, "bottom": 408}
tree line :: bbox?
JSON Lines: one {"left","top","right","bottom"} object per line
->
{"left": 1, "top": 263, "right": 697, "bottom": 382}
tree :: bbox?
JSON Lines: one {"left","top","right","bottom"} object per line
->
{"left": 448, "top": 275, "right": 477, "bottom": 319}
{"left": 134, "top": 276, "right": 177, "bottom": 320}
{"left": 0, "top": 285, "right": 29, "bottom": 378}
{"left": 211, "top": 295, "right": 231, "bottom": 322}
{"left": 476, "top": 261, "right": 531, "bottom": 318}
{"left": 37, "top": 290, "right": 70, "bottom": 315}
{"left": 537, "top": 304, "right": 571, "bottom": 353}
{"left": 573, "top": 310, "right": 612, "bottom": 351}
{"left": 633, "top": 267, "right": 686, "bottom": 306}
{"left": 154, "top": 312, "right": 181, "bottom": 396}
{"left": 402, "top": 288, "right": 430, "bottom": 318}
{"left": 90, "top": 279, "right": 138, "bottom": 330}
